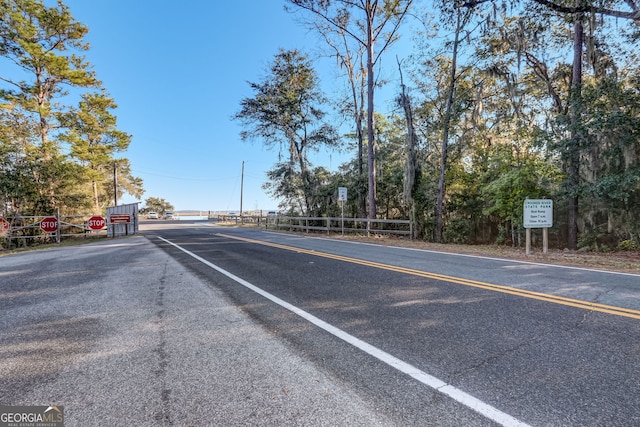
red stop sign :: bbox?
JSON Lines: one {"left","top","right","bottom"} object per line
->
{"left": 87, "top": 215, "right": 106, "bottom": 230}
{"left": 40, "top": 216, "right": 58, "bottom": 233}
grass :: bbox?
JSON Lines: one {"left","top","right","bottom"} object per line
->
{"left": 0, "top": 234, "right": 133, "bottom": 257}
{"left": 333, "top": 233, "right": 640, "bottom": 274}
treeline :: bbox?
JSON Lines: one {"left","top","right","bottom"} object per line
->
{"left": 0, "top": 0, "right": 142, "bottom": 219}
{"left": 238, "top": 0, "right": 640, "bottom": 251}
{"left": 2, "top": 1, "right": 638, "bottom": 252}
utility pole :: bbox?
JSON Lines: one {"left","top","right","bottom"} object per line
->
{"left": 240, "top": 161, "right": 244, "bottom": 216}
{"left": 113, "top": 161, "right": 118, "bottom": 206}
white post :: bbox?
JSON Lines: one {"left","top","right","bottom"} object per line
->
{"left": 526, "top": 228, "right": 531, "bottom": 256}
{"left": 543, "top": 227, "right": 549, "bottom": 254}
{"left": 341, "top": 200, "right": 344, "bottom": 236}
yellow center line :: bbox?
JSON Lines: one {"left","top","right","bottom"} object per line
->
{"left": 216, "top": 233, "right": 640, "bottom": 320}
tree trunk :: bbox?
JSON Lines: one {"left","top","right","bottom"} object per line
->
{"left": 435, "top": 10, "right": 462, "bottom": 243}
{"left": 567, "top": 2, "right": 584, "bottom": 250}
{"left": 366, "top": 5, "right": 377, "bottom": 220}
{"left": 398, "top": 59, "right": 419, "bottom": 238}
{"left": 355, "top": 60, "right": 367, "bottom": 218}
{"left": 93, "top": 179, "right": 100, "bottom": 212}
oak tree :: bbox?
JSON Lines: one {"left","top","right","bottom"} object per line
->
{"left": 234, "top": 49, "right": 340, "bottom": 214}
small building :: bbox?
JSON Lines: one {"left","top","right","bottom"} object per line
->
{"left": 107, "top": 203, "right": 139, "bottom": 237}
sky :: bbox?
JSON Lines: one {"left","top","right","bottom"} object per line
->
{"left": 47, "top": 0, "right": 415, "bottom": 212}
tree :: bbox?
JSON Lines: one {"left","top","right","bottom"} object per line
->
{"left": 144, "top": 197, "right": 174, "bottom": 214}
{"left": 317, "top": 22, "right": 369, "bottom": 218}
{"left": 286, "top": 0, "right": 414, "bottom": 219}
{"left": 374, "top": 114, "right": 409, "bottom": 219}
{"left": 564, "top": 0, "right": 584, "bottom": 250}
{"left": 0, "top": 0, "right": 142, "bottom": 216}
{"left": 0, "top": 0, "right": 98, "bottom": 153}
{"left": 465, "top": 0, "right": 640, "bottom": 250}
{"left": 0, "top": 0, "right": 98, "bottom": 212}
{"left": 234, "top": 49, "right": 340, "bottom": 215}
{"left": 59, "top": 91, "right": 134, "bottom": 212}
{"left": 113, "top": 159, "right": 144, "bottom": 206}
{"left": 433, "top": 2, "right": 474, "bottom": 242}
{"left": 397, "top": 58, "right": 421, "bottom": 236}
{"left": 0, "top": 107, "right": 39, "bottom": 215}
{"left": 263, "top": 161, "right": 305, "bottom": 213}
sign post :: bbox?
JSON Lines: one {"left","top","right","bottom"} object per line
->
{"left": 338, "top": 187, "right": 348, "bottom": 236}
{"left": 523, "top": 199, "right": 553, "bottom": 255}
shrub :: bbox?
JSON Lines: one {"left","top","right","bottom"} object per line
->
{"left": 617, "top": 239, "right": 639, "bottom": 251}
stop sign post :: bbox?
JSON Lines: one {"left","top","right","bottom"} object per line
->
{"left": 40, "top": 216, "right": 58, "bottom": 233}
{"left": 87, "top": 216, "right": 106, "bottom": 230}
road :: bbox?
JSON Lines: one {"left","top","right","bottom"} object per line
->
{"left": 1, "top": 220, "right": 639, "bottom": 426}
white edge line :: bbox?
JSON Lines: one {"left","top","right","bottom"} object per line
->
{"left": 262, "top": 231, "right": 640, "bottom": 278}
{"left": 157, "top": 236, "right": 531, "bottom": 427}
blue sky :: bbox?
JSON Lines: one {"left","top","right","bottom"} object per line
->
{"left": 56, "top": 0, "right": 413, "bottom": 212}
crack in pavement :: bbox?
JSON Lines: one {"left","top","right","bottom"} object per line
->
{"left": 153, "top": 262, "right": 173, "bottom": 425}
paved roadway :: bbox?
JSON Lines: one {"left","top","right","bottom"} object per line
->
{"left": 1, "top": 220, "right": 639, "bottom": 426}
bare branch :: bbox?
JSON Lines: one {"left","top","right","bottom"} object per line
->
{"left": 533, "top": 0, "right": 640, "bottom": 20}
{"left": 463, "top": 0, "right": 640, "bottom": 21}
{"left": 287, "top": 0, "right": 367, "bottom": 46}
{"left": 461, "top": 0, "right": 493, "bottom": 7}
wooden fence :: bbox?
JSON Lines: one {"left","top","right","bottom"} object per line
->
{"left": 0, "top": 214, "right": 108, "bottom": 248}
{"left": 262, "top": 216, "right": 412, "bottom": 237}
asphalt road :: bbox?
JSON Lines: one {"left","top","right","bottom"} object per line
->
{"left": 1, "top": 221, "right": 639, "bottom": 426}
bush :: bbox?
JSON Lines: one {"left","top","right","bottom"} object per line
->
{"left": 443, "top": 218, "right": 473, "bottom": 244}
{"left": 617, "top": 239, "right": 639, "bottom": 251}
{"left": 577, "top": 232, "right": 597, "bottom": 251}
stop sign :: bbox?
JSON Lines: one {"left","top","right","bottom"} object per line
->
{"left": 40, "top": 216, "right": 58, "bottom": 233}
{"left": 87, "top": 215, "right": 106, "bottom": 230}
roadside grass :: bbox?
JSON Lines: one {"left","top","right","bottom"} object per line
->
{"left": 0, "top": 235, "right": 133, "bottom": 257}
{"left": 210, "top": 221, "right": 260, "bottom": 228}
{"left": 332, "top": 233, "right": 640, "bottom": 274}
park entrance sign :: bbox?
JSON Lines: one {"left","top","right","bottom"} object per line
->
{"left": 523, "top": 199, "right": 553, "bottom": 255}
{"left": 523, "top": 199, "right": 553, "bottom": 228}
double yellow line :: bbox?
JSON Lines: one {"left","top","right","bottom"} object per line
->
{"left": 217, "top": 233, "right": 640, "bottom": 320}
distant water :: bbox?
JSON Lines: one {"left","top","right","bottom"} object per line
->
{"left": 176, "top": 215, "right": 208, "bottom": 221}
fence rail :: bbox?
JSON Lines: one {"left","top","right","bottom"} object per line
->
{"left": 262, "top": 216, "right": 412, "bottom": 237}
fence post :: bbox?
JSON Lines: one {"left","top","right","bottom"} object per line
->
{"left": 56, "top": 208, "right": 61, "bottom": 244}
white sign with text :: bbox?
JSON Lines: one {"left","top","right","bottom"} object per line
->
{"left": 338, "top": 187, "right": 348, "bottom": 202}
{"left": 523, "top": 199, "right": 553, "bottom": 228}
